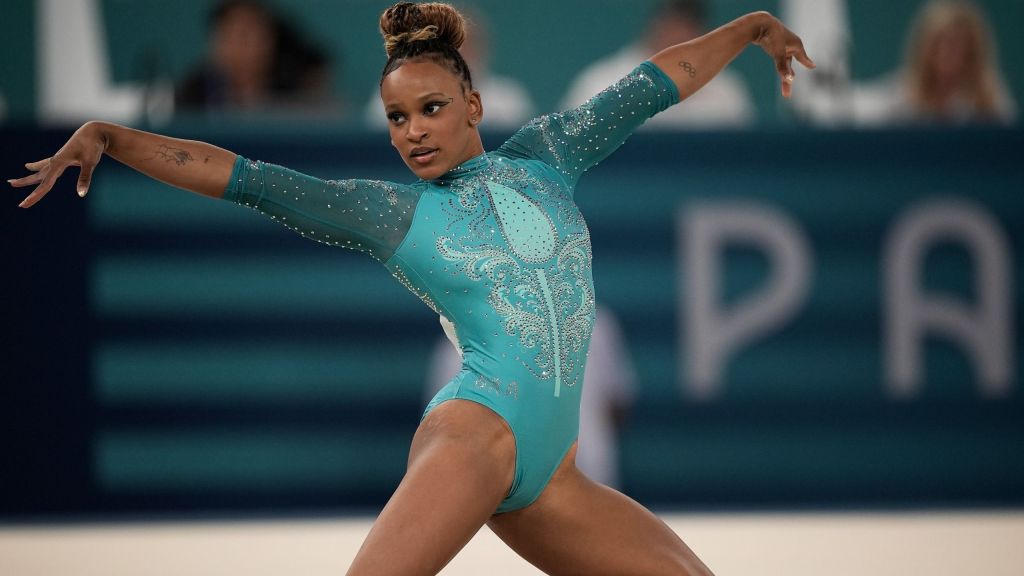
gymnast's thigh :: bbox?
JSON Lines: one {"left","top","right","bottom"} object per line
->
{"left": 487, "top": 444, "right": 714, "bottom": 576}
{"left": 347, "top": 400, "right": 516, "bottom": 576}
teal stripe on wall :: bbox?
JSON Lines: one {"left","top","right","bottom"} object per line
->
{"left": 95, "top": 341, "right": 430, "bottom": 406}
{"left": 92, "top": 255, "right": 418, "bottom": 317}
{"left": 91, "top": 170, "right": 268, "bottom": 229}
{"left": 621, "top": 413, "right": 1024, "bottom": 500}
{"left": 95, "top": 429, "right": 411, "bottom": 492}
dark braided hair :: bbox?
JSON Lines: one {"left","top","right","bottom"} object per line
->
{"left": 379, "top": 2, "right": 474, "bottom": 90}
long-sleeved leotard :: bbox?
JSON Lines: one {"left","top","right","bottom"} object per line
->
{"left": 225, "top": 61, "right": 678, "bottom": 511}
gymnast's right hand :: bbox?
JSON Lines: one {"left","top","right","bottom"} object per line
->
{"left": 8, "top": 121, "right": 106, "bottom": 209}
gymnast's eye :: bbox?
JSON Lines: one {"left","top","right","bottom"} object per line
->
{"left": 423, "top": 99, "right": 452, "bottom": 116}
{"left": 387, "top": 111, "right": 406, "bottom": 125}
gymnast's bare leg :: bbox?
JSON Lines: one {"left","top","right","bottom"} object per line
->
{"left": 489, "top": 443, "right": 714, "bottom": 576}
{"left": 345, "top": 399, "right": 515, "bottom": 576}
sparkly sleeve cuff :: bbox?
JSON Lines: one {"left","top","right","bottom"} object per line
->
{"left": 640, "top": 60, "right": 681, "bottom": 108}
{"left": 223, "top": 155, "right": 263, "bottom": 207}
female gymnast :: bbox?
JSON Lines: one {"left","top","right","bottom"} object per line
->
{"left": 10, "top": 3, "right": 812, "bottom": 574}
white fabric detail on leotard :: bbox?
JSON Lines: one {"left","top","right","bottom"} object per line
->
{"left": 439, "top": 315, "right": 463, "bottom": 359}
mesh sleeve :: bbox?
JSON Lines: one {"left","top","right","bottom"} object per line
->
{"left": 497, "top": 61, "right": 679, "bottom": 188}
{"left": 223, "top": 156, "right": 420, "bottom": 263}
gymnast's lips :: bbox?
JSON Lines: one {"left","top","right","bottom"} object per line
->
{"left": 409, "top": 147, "right": 438, "bottom": 164}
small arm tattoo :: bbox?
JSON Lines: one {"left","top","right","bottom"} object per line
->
{"left": 678, "top": 61, "right": 697, "bottom": 78}
{"left": 147, "top": 144, "right": 195, "bottom": 166}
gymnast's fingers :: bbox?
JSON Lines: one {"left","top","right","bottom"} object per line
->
{"left": 794, "top": 45, "right": 815, "bottom": 70}
{"left": 18, "top": 162, "right": 68, "bottom": 209}
{"left": 778, "top": 55, "right": 795, "bottom": 98}
{"left": 8, "top": 171, "right": 45, "bottom": 188}
{"left": 25, "top": 158, "right": 51, "bottom": 172}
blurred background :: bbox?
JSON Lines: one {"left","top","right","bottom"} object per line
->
{"left": 1, "top": 0, "right": 1022, "bottom": 574}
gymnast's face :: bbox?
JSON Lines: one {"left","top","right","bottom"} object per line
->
{"left": 380, "top": 59, "right": 484, "bottom": 181}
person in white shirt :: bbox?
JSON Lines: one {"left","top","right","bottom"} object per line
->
{"left": 560, "top": 0, "right": 755, "bottom": 129}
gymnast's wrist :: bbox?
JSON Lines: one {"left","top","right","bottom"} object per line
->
{"left": 741, "top": 11, "right": 775, "bottom": 45}
{"left": 81, "top": 121, "right": 116, "bottom": 155}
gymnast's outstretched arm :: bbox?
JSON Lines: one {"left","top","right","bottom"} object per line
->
{"left": 498, "top": 11, "right": 814, "bottom": 189}
{"left": 9, "top": 121, "right": 236, "bottom": 208}
{"left": 8, "top": 121, "right": 417, "bottom": 261}
{"left": 649, "top": 11, "right": 815, "bottom": 101}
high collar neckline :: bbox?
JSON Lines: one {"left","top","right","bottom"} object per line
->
{"left": 435, "top": 152, "right": 492, "bottom": 182}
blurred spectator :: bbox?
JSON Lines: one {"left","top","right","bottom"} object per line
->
{"left": 842, "top": 0, "right": 1016, "bottom": 127}
{"left": 176, "top": 0, "right": 339, "bottom": 115}
{"left": 364, "top": 3, "right": 534, "bottom": 130}
{"left": 425, "top": 307, "right": 636, "bottom": 488}
{"left": 560, "top": 0, "right": 755, "bottom": 129}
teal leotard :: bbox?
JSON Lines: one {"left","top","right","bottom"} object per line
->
{"left": 224, "top": 62, "right": 678, "bottom": 512}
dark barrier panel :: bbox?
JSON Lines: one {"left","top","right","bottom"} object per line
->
{"left": 2, "top": 126, "right": 1022, "bottom": 518}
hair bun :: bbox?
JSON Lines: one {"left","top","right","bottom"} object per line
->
{"left": 380, "top": 2, "right": 466, "bottom": 58}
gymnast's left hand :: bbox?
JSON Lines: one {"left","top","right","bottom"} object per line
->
{"left": 751, "top": 12, "right": 815, "bottom": 98}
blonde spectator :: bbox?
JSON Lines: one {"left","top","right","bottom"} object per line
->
{"left": 901, "top": 0, "right": 1015, "bottom": 124}
{"left": 855, "top": 0, "right": 1016, "bottom": 126}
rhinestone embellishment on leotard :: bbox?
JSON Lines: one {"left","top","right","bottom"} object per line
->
{"left": 436, "top": 159, "right": 595, "bottom": 396}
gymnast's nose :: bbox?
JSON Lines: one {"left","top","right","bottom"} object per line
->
{"left": 406, "top": 115, "right": 428, "bottom": 142}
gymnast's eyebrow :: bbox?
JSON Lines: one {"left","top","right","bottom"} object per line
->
{"left": 384, "top": 92, "right": 453, "bottom": 111}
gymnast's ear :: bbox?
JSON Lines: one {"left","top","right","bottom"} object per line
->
{"left": 467, "top": 89, "right": 483, "bottom": 127}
